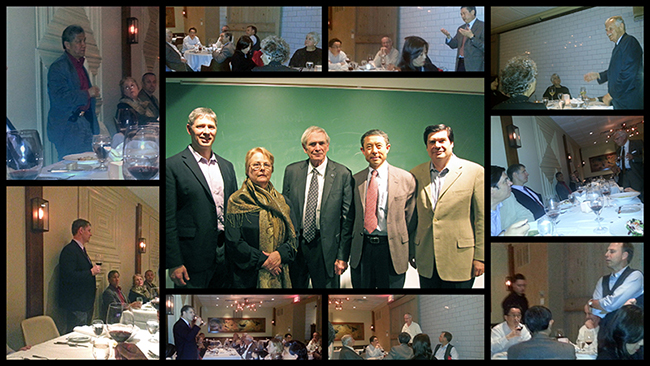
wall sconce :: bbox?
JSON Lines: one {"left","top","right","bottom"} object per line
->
{"left": 127, "top": 17, "right": 139, "bottom": 44}
{"left": 31, "top": 197, "right": 49, "bottom": 232}
{"left": 138, "top": 238, "right": 146, "bottom": 253}
{"left": 166, "top": 295, "right": 174, "bottom": 315}
{"left": 506, "top": 125, "right": 522, "bottom": 148}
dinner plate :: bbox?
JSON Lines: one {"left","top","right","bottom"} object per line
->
{"left": 67, "top": 335, "right": 91, "bottom": 343}
{"left": 609, "top": 218, "right": 644, "bottom": 237}
{"left": 63, "top": 152, "right": 98, "bottom": 164}
{"left": 618, "top": 205, "right": 642, "bottom": 215}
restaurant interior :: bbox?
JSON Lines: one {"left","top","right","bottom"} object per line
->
{"left": 492, "top": 115, "right": 644, "bottom": 236}
{"left": 328, "top": 294, "right": 484, "bottom": 360}
{"left": 6, "top": 6, "right": 159, "bottom": 167}
{"left": 6, "top": 186, "right": 160, "bottom": 358}
{"left": 490, "top": 242, "right": 644, "bottom": 359}
{"left": 491, "top": 6, "right": 644, "bottom": 105}
{"left": 165, "top": 294, "right": 322, "bottom": 360}
{"left": 328, "top": 6, "right": 485, "bottom": 71}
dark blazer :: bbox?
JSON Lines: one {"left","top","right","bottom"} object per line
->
{"left": 511, "top": 186, "right": 545, "bottom": 220}
{"left": 210, "top": 42, "right": 235, "bottom": 72}
{"left": 616, "top": 139, "right": 644, "bottom": 195}
{"left": 446, "top": 19, "right": 485, "bottom": 71}
{"left": 555, "top": 181, "right": 572, "bottom": 201}
{"left": 47, "top": 52, "right": 99, "bottom": 160}
{"left": 101, "top": 285, "right": 128, "bottom": 323}
{"left": 282, "top": 159, "right": 355, "bottom": 282}
{"left": 507, "top": 333, "right": 576, "bottom": 359}
{"left": 225, "top": 198, "right": 298, "bottom": 289}
{"left": 493, "top": 95, "right": 547, "bottom": 110}
{"left": 58, "top": 240, "right": 96, "bottom": 312}
{"left": 598, "top": 33, "right": 643, "bottom": 110}
{"left": 165, "top": 42, "right": 191, "bottom": 72}
{"left": 166, "top": 147, "right": 238, "bottom": 278}
{"left": 173, "top": 319, "right": 201, "bottom": 360}
{"left": 339, "top": 346, "right": 363, "bottom": 360}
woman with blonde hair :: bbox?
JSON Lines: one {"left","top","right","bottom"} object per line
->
{"left": 225, "top": 147, "right": 297, "bottom": 288}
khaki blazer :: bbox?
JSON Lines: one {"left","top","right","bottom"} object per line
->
{"left": 410, "top": 156, "right": 484, "bottom": 282}
{"left": 349, "top": 162, "right": 416, "bottom": 275}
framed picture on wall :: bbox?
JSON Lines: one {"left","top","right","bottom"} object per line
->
{"left": 331, "top": 322, "right": 364, "bottom": 341}
{"left": 589, "top": 152, "right": 617, "bottom": 172}
{"left": 207, "top": 318, "right": 266, "bottom": 334}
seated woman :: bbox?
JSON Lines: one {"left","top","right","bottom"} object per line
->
{"left": 115, "top": 76, "right": 157, "bottom": 130}
{"left": 252, "top": 36, "right": 298, "bottom": 72}
{"left": 289, "top": 32, "right": 322, "bottom": 68}
{"left": 397, "top": 36, "right": 440, "bottom": 72}
{"left": 225, "top": 147, "right": 298, "bottom": 288}
{"left": 493, "top": 56, "right": 546, "bottom": 110}
{"left": 128, "top": 273, "right": 152, "bottom": 303}
{"left": 231, "top": 36, "right": 256, "bottom": 72}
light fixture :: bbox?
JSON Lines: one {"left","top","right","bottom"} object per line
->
{"left": 166, "top": 295, "right": 174, "bottom": 315}
{"left": 138, "top": 238, "right": 146, "bottom": 253}
{"left": 328, "top": 297, "right": 350, "bottom": 311}
{"left": 506, "top": 124, "right": 521, "bottom": 148}
{"left": 31, "top": 197, "right": 49, "bottom": 232}
{"left": 127, "top": 17, "right": 139, "bottom": 44}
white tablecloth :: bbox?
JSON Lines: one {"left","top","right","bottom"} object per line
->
{"left": 132, "top": 304, "right": 159, "bottom": 330}
{"left": 185, "top": 50, "right": 213, "bottom": 71}
{"left": 6, "top": 326, "right": 159, "bottom": 360}
{"left": 529, "top": 198, "right": 643, "bottom": 236}
{"left": 202, "top": 348, "right": 243, "bottom": 360}
{"left": 545, "top": 99, "right": 613, "bottom": 110}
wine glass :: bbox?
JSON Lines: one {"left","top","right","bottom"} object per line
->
{"left": 146, "top": 319, "right": 159, "bottom": 343}
{"left": 548, "top": 86, "right": 556, "bottom": 100}
{"left": 122, "top": 126, "right": 159, "bottom": 180}
{"left": 545, "top": 196, "right": 561, "bottom": 225}
{"left": 586, "top": 188, "right": 608, "bottom": 234}
{"left": 95, "top": 254, "right": 103, "bottom": 267}
{"left": 106, "top": 302, "right": 135, "bottom": 343}
{"left": 115, "top": 107, "right": 138, "bottom": 133}
{"left": 92, "top": 134, "right": 112, "bottom": 170}
{"left": 92, "top": 319, "right": 105, "bottom": 337}
{"left": 6, "top": 129, "right": 44, "bottom": 180}
{"left": 600, "top": 180, "right": 613, "bottom": 207}
{"left": 584, "top": 332, "right": 594, "bottom": 348}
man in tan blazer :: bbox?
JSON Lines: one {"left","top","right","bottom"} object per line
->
{"left": 349, "top": 129, "right": 416, "bottom": 288}
{"left": 410, "top": 124, "right": 484, "bottom": 288}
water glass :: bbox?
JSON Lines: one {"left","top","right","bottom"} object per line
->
{"left": 6, "top": 129, "right": 44, "bottom": 179}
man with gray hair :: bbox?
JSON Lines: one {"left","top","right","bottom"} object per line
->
{"left": 542, "top": 73, "right": 571, "bottom": 100}
{"left": 612, "top": 130, "right": 644, "bottom": 202}
{"left": 283, "top": 126, "right": 354, "bottom": 289}
{"left": 47, "top": 25, "right": 101, "bottom": 160}
{"left": 584, "top": 15, "right": 643, "bottom": 109}
{"left": 166, "top": 107, "right": 238, "bottom": 288}
{"left": 339, "top": 334, "right": 363, "bottom": 359}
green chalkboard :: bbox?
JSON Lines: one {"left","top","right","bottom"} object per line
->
{"left": 165, "top": 80, "right": 484, "bottom": 186}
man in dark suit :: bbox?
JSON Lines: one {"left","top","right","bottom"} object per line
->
{"left": 210, "top": 32, "right": 235, "bottom": 72}
{"left": 508, "top": 306, "right": 575, "bottom": 359}
{"left": 508, "top": 164, "right": 545, "bottom": 220}
{"left": 612, "top": 130, "right": 644, "bottom": 202}
{"left": 59, "top": 219, "right": 101, "bottom": 333}
{"left": 283, "top": 126, "right": 354, "bottom": 289}
{"left": 100, "top": 270, "right": 141, "bottom": 323}
{"left": 441, "top": 6, "right": 484, "bottom": 71}
{"left": 165, "top": 29, "right": 192, "bottom": 72}
{"left": 166, "top": 107, "right": 238, "bottom": 288}
{"left": 584, "top": 16, "right": 643, "bottom": 109}
{"left": 349, "top": 129, "right": 416, "bottom": 289}
{"left": 47, "top": 25, "right": 100, "bottom": 161}
{"left": 339, "top": 335, "right": 363, "bottom": 359}
{"left": 173, "top": 305, "right": 203, "bottom": 360}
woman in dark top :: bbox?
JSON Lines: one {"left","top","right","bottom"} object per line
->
{"left": 493, "top": 56, "right": 546, "bottom": 110}
{"left": 225, "top": 147, "right": 297, "bottom": 288}
{"left": 411, "top": 333, "right": 435, "bottom": 360}
{"left": 397, "top": 36, "right": 440, "bottom": 72}
{"left": 231, "top": 36, "right": 256, "bottom": 72}
{"left": 597, "top": 305, "right": 644, "bottom": 360}
{"left": 289, "top": 32, "right": 323, "bottom": 68}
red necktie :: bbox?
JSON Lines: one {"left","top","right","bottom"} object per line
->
{"left": 364, "top": 170, "right": 378, "bottom": 233}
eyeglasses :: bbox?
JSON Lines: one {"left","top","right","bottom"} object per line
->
{"left": 250, "top": 162, "right": 272, "bottom": 171}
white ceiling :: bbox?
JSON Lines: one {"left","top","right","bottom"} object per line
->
{"left": 548, "top": 115, "right": 644, "bottom": 147}
{"left": 328, "top": 294, "right": 397, "bottom": 311}
{"left": 127, "top": 187, "right": 159, "bottom": 212}
{"left": 195, "top": 294, "right": 318, "bottom": 310}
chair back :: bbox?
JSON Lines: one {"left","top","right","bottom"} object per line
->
{"left": 21, "top": 315, "right": 60, "bottom": 346}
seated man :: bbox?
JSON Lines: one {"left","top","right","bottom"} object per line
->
{"left": 490, "top": 166, "right": 533, "bottom": 236}
{"left": 554, "top": 172, "right": 572, "bottom": 200}
{"left": 508, "top": 306, "right": 576, "bottom": 359}
{"left": 508, "top": 164, "right": 545, "bottom": 220}
{"left": 384, "top": 332, "right": 413, "bottom": 360}
{"left": 542, "top": 73, "right": 571, "bottom": 100}
{"left": 491, "top": 306, "right": 531, "bottom": 357}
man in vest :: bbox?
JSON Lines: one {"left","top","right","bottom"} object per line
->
{"left": 433, "top": 331, "right": 458, "bottom": 360}
{"left": 588, "top": 243, "right": 643, "bottom": 320}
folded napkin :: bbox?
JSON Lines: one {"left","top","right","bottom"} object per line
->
{"left": 72, "top": 325, "right": 100, "bottom": 338}
{"left": 115, "top": 343, "right": 147, "bottom": 360}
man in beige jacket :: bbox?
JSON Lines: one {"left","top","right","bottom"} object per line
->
{"left": 410, "top": 124, "right": 484, "bottom": 288}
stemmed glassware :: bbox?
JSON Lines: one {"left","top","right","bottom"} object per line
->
{"left": 92, "top": 134, "right": 112, "bottom": 170}
{"left": 122, "top": 126, "right": 159, "bottom": 180}
{"left": 544, "top": 196, "right": 561, "bottom": 226}
{"left": 6, "top": 129, "right": 44, "bottom": 179}
{"left": 106, "top": 302, "right": 135, "bottom": 343}
{"left": 600, "top": 180, "right": 613, "bottom": 207}
{"left": 146, "top": 319, "right": 159, "bottom": 343}
{"left": 586, "top": 188, "right": 608, "bottom": 234}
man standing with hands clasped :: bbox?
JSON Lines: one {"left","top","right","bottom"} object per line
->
{"left": 410, "top": 124, "right": 484, "bottom": 288}
{"left": 283, "top": 126, "right": 354, "bottom": 289}
{"left": 441, "top": 6, "right": 485, "bottom": 71}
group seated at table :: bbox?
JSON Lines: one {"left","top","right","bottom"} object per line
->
{"left": 187, "top": 333, "right": 321, "bottom": 360}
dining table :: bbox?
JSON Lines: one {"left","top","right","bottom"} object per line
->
{"left": 545, "top": 99, "right": 613, "bottom": 110}
{"left": 6, "top": 325, "right": 159, "bottom": 360}
{"left": 202, "top": 347, "right": 244, "bottom": 360}
{"left": 132, "top": 302, "right": 160, "bottom": 330}
{"left": 184, "top": 49, "right": 213, "bottom": 71}
{"left": 491, "top": 346, "right": 597, "bottom": 360}
{"left": 527, "top": 194, "right": 643, "bottom": 236}
{"left": 34, "top": 153, "right": 158, "bottom": 180}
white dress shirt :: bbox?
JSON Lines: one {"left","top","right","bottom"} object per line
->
{"left": 188, "top": 145, "right": 225, "bottom": 231}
